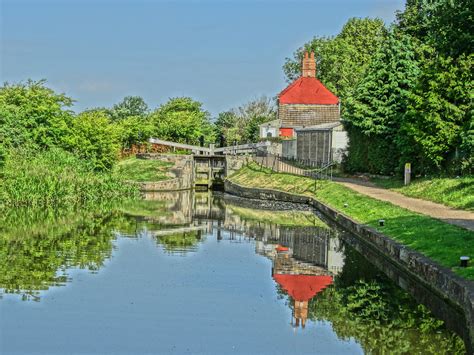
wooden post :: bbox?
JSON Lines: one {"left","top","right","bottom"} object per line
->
{"left": 404, "top": 163, "right": 411, "bottom": 186}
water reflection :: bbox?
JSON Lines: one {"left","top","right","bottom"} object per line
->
{"left": 0, "top": 191, "right": 467, "bottom": 353}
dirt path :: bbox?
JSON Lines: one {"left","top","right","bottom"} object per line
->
{"left": 333, "top": 178, "right": 474, "bottom": 232}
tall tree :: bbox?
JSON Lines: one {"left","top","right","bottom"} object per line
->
{"left": 396, "top": 0, "right": 474, "bottom": 58}
{"left": 109, "top": 96, "right": 149, "bottom": 121}
{"left": 151, "top": 97, "right": 214, "bottom": 145}
{"left": 400, "top": 54, "right": 473, "bottom": 174}
{"left": 344, "top": 31, "right": 421, "bottom": 174}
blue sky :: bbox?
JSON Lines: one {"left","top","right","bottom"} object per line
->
{"left": 1, "top": 0, "right": 405, "bottom": 115}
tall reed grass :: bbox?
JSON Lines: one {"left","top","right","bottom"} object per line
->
{"left": 0, "top": 148, "right": 139, "bottom": 207}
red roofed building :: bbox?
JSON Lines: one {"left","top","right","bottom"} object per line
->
{"left": 259, "top": 51, "right": 347, "bottom": 165}
{"left": 260, "top": 52, "right": 341, "bottom": 140}
{"left": 278, "top": 52, "right": 340, "bottom": 138}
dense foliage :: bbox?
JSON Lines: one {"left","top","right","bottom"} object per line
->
{"left": 284, "top": 1, "right": 473, "bottom": 176}
{"left": 150, "top": 97, "right": 214, "bottom": 145}
{"left": 0, "top": 80, "right": 74, "bottom": 164}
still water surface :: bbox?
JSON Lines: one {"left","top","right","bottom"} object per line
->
{"left": 0, "top": 191, "right": 466, "bottom": 354}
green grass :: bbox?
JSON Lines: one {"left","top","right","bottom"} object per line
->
{"left": 372, "top": 176, "right": 474, "bottom": 211}
{"left": 229, "top": 163, "right": 474, "bottom": 280}
{"left": 115, "top": 157, "right": 173, "bottom": 182}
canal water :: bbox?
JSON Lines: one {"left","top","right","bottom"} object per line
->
{"left": 0, "top": 191, "right": 466, "bottom": 354}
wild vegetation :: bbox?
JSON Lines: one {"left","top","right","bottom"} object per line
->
{"left": 229, "top": 163, "right": 474, "bottom": 279}
{"left": 284, "top": 1, "right": 473, "bottom": 176}
{"left": 0, "top": 148, "right": 138, "bottom": 207}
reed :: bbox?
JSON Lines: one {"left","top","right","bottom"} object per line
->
{"left": 0, "top": 147, "right": 139, "bottom": 207}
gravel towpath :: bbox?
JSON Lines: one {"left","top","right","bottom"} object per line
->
{"left": 333, "top": 178, "right": 474, "bottom": 232}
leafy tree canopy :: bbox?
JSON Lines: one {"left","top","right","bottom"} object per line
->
{"left": 0, "top": 80, "right": 74, "bottom": 153}
{"left": 151, "top": 97, "right": 214, "bottom": 145}
{"left": 396, "top": 0, "right": 474, "bottom": 58}
{"left": 109, "top": 96, "right": 149, "bottom": 121}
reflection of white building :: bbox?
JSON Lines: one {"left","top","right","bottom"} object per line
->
{"left": 327, "top": 238, "right": 344, "bottom": 275}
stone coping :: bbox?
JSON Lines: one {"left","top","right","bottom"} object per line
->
{"left": 224, "top": 179, "right": 474, "bottom": 350}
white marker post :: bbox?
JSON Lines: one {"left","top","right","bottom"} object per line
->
{"left": 404, "top": 163, "right": 411, "bottom": 186}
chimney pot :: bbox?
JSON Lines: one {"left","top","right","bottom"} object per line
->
{"left": 302, "top": 51, "right": 317, "bottom": 78}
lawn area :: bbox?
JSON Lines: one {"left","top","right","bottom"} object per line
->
{"left": 115, "top": 157, "right": 173, "bottom": 182}
{"left": 229, "top": 163, "right": 474, "bottom": 280}
{"left": 372, "top": 176, "right": 474, "bottom": 211}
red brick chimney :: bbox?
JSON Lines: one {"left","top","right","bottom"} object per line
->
{"left": 301, "top": 51, "right": 316, "bottom": 78}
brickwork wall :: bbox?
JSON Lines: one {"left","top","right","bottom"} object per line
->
{"left": 278, "top": 104, "right": 340, "bottom": 127}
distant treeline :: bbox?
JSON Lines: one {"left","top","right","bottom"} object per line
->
{"left": 284, "top": 0, "right": 473, "bottom": 176}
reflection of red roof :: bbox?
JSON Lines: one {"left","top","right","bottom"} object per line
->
{"left": 279, "top": 77, "right": 339, "bottom": 105}
{"left": 276, "top": 245, "right": 289, "bottom": 252}
{"left": 273, "top": 274, "right": 333, "bottom": 301}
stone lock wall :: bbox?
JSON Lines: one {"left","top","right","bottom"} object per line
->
{"left": 135, "top": 153, "right": 194, "bottom": 191}
{"left": 278, "top": 104, "right": 340, "bottom": 127}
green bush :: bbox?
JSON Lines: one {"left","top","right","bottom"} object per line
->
{"left": 65, "top": 111, "right": 120, "bottom": 171}
{"left": 0, "top": 148, "right": 138, "bottom": 207}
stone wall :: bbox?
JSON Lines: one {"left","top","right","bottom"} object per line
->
{"left": 225, "top": 155, "right": 252, "bottom": 176}
{"left": 278, "top": 104, "right": 340, "bottom": 127}
{"left": 224, "top": 179, "right": 474, "bottom": 350}
{"left": 135, "top": 154, "right": 194, "bottom": 191}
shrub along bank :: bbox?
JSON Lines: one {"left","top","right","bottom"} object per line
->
{"left": 228, "top": 163, "right": 474, "bottom": 280}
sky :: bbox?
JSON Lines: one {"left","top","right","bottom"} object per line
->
{"left": 1, "top": 0, "right": 405, "bottom": 116}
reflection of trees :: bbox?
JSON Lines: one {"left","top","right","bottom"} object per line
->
{"left": 0, "top": 207, "right": 119, "bottom": 300}
{"left": 308, "top": 282, "right": 464, "bottom": 354}
{"left": 305, "top": 244, "right": 466, "bottom": 354}
{"left": 0, "top": 196, "right": 204, "bottom": 300}
{"left": 156, "top": 231, "right": 203, "bottom": 254}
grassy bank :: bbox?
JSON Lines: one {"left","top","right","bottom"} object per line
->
{"left": 114, "top": 157, "right": 173, "bottom": 182}
{"left": 372, "top": 176, "right": 474, "bottom": 211}
{"left": 229, "top": 163, "right": 474, "bottom": 280}
{"left": 0, "top": 148, "right": 139, "bottom": 207}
